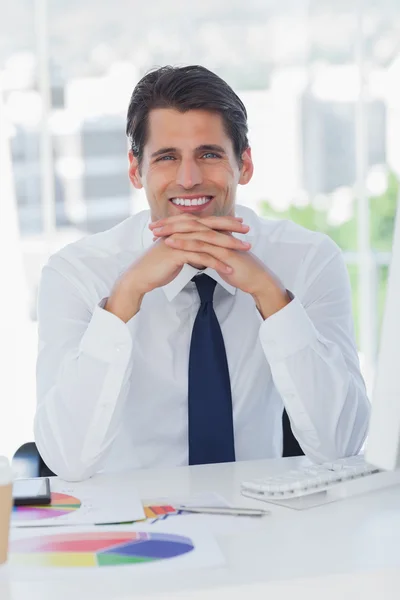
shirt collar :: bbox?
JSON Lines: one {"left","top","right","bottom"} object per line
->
{"left": 162, "top": 265, "right": 236, "bottom": 301}
{"left": 141, "top": 205, "right": 260, "bottom": 302}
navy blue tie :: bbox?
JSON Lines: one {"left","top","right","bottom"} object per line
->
{"left": 188, "top": 274, "right": 236, "bottom": 465}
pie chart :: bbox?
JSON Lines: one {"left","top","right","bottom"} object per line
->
{"left": 10, "top": 531, "right": 195, "bottom": 567}
{"left": 12, "top": 492, "right": 81, "bottom": 522}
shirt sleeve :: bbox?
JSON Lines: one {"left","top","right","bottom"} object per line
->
{"left": 34, "top": 260, "right": 137, "bottom": 481}
{"left": 259, "top": 236, "right": 370, "bottom": 462}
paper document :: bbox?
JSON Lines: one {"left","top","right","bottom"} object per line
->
{"left": 12, "top": 474, "right": 145, "bottom": 527}
{"left": 8, "top": 523, "right": 225, "bottom": 580}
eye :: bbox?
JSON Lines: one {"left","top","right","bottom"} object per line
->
{"left": 156, "top": 155, "right": 175, "bottom": 162}
{"left": 201, "top": 152, "right": 221, "bottom": 159}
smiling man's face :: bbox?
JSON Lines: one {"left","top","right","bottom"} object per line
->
{"left": 128, "top": 108, "right": 253, "bottom": 221}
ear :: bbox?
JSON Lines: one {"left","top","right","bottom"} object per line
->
{"left": 239, "top": 147, "right": 254, "bottom": 186}
{"left": 128, "top": 151, "right": 143, "bottom": 190}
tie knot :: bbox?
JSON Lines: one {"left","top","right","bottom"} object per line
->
{"left": 193, "top": 274, "right": 217, "bottom": 304}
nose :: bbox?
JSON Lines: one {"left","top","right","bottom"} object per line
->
{"left": 176, "top": 158, "right": 203, "bottom": 189}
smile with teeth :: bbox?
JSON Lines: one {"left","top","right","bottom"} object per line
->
{"left": 170, "top": 196, "right": 213, "bottom": 206}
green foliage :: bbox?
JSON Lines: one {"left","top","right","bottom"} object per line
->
{"left": 370, "top": 172, "right": 399, "bottom": 251}
{"left": 259, "top": 171, "right": 398, "bottom": 252}
{"left": 258, "top": 171, "right": 399, "bottom": 345}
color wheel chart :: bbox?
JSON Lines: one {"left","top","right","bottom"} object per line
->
{"left": 12, "top": 493, "right": 81, "bottom": 522}
{"left": 10, "top": 531, "right": 194, "bottom": 568}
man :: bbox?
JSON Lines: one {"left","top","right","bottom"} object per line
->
{"left": 34, "top": 65, "right": 369, "bottom": 481}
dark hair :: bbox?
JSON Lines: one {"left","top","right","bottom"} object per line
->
{"left": 126, "top": 65, "right": 249, "bottom": 167}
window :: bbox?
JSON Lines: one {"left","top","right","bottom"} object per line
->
{"left": 1, "top": 0, "right": 399, "bottom": 459}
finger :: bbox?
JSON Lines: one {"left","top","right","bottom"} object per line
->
{"left": 150, "top": 213, "right": 194, "bottom": 228}
{"left": 153, "top": 220, "right": 210, "bottom": 237}
{"left": 196, "top": 216, "right": 248, "bottom": 231}
{"left": 177, "top": 250, "right": 233, "bottom": 273}
{"left": 165, "top": 231, "right": 251, "bottom": 251}
{"left": 165, "top": 237, "right": 238, "bottom": 266}
{"left": 149, "top": 214, "right": 244, "bottom": 228}
{"left": 152, "top": 221, "right": 249, "bottom": 237}
{"left": 149, "top": 214, "right": 244, "bottom": 230}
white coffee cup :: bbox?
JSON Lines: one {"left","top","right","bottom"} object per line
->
{"left": 0, "top": 457, "right": 13, "bottom": 565}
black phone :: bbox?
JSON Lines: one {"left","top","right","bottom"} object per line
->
{"left": 13, "top": 478, "right": 51, "bottom": 506}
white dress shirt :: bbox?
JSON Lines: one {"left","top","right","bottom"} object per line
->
{"left": 34, "top": 205, "right": 370, "bottom": 481}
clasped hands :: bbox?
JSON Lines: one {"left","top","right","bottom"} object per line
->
{"left": 149, "top": 214, "right": 290, "bottom": 319}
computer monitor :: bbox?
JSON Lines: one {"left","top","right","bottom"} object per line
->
{"left": 365, "top": 194, "right": 400, "bottom": 471}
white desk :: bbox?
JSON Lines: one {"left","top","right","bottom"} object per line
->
{"left": 2, "top": 457, "right": 400, "bottom": 600}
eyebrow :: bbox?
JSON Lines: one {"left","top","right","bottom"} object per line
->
{"left": 150, "top": 144, "right": 227, "bottom": 158}
{"left": 150, "top": 147, "right": 177, "bottom": 158}
{"left": 196, "top": 144, "right": 226, "bottom": 154}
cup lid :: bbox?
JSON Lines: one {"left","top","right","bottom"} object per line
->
{"left": 0, "top": 457, "right": 12, "bottom": 485}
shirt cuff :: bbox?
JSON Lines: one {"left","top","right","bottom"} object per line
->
{"left": 259, "top": 296, "right": 318, "bottom": 362}
{"left": 79, "top": 300, "right": 133, "bottom": 363}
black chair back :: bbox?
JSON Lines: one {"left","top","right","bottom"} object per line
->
{"left": 282, "top": 409, "right": 304, "bottom": 457}
{"left": 12, "top": 442, "right": 55, "bottom": 478}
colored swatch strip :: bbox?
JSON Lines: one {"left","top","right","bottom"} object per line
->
{"left": 144, "top": 505, "right": 177, "bottom": 519}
